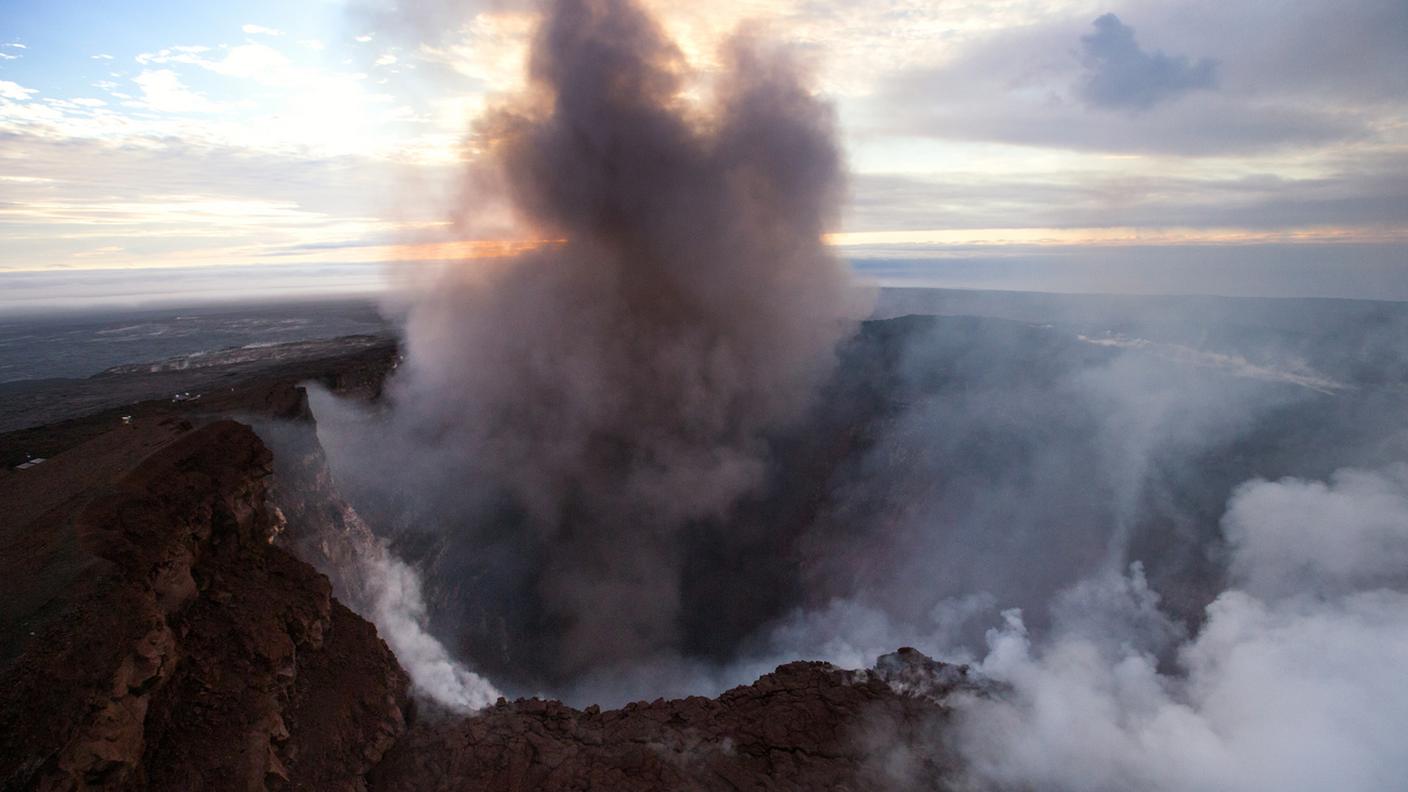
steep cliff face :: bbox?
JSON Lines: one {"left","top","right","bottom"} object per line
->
{"left": 0, "top": 420, "right": 408, "bottom": 791}
{"left": 251, "top": 387, "right": 386, "bottom": 615}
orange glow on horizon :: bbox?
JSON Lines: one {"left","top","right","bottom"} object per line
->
{"left": 2, "top": 226, "right": 1402, "bottom": 275}
{"left": 386, "top": 238, "right": 563, "bottom": 262}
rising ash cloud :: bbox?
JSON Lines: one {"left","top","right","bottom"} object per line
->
{"left": 303, "top": 1, "right": 1408, "bottom": 788}
{"left": 318, "top": 0, "right": 865, "bottom": 689}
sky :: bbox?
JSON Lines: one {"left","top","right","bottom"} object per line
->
{"left": 0, "top": 0, "right": 1405, "bottom": 310}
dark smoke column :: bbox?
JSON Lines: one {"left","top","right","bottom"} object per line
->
{"left": 393, "top": 0, "right": 861, "bottom": 680}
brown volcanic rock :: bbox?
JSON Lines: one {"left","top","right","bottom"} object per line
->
{"left": 251, "top": 385, "right": 388, "bottom": 612}
{"left": 370, "top": 656, "right": 969, "bottom": 792}
{"left": 0, "top": 420, "right": 407, "bottom": 791}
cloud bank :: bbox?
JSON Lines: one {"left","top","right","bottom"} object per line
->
{"left": 953, "top": 465, "right": 1408, "bottom": 792}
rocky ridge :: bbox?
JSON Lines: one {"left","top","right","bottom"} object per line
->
{"left": 374, "top": 650, "right": 978, "bottom": 792}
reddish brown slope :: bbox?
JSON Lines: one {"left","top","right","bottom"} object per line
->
{"left": 0, "top": 420, "right": 407, "bottom": 791}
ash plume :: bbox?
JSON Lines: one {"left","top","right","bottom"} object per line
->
{"left": 311, "top": 17, "right": 1408, "bottom": 790}
{"left": 329, "top": 0, "right": 862, "bottom": 690}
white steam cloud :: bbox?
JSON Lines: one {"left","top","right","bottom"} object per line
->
{"left": 361, "top": 547, "right": 503, "bottom": 711}
{"left": 1226, "top": 464, "right": 1408, "bottom": 599}
{"left": 953, "top": 464, "right": 1408, "bottom": 792}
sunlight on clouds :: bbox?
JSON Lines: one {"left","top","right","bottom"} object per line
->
{"left": 641, "top": 0, "right": 1099, "bottom": 95}
{"left": 131, "top": 70, "right": 222, "bottom": 114}
{"left": 0, "top": 0, "right": 1403, "bottom": 297}
{"left": 0, "top": 193, "right": 456, "bottom": 273}
{"left": 135, "top": 44, "right": 212, "bottom": 66}
{"left": 211, "top": 43, "right": 293, "bottom": 81}
{"left": 242, "top": 24, "right": 285, "bottom": 37}
{"left": 417, "top": 11, "right": 534, "bottom": 94}
{"left": 0, "top": 80, "right": 38, "bottom": 101}
{"left": 42, "top": 39, "right": 423, "bottom": 158}
{"left": 0, "top": 196, "right": 325, "bottom": 228}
